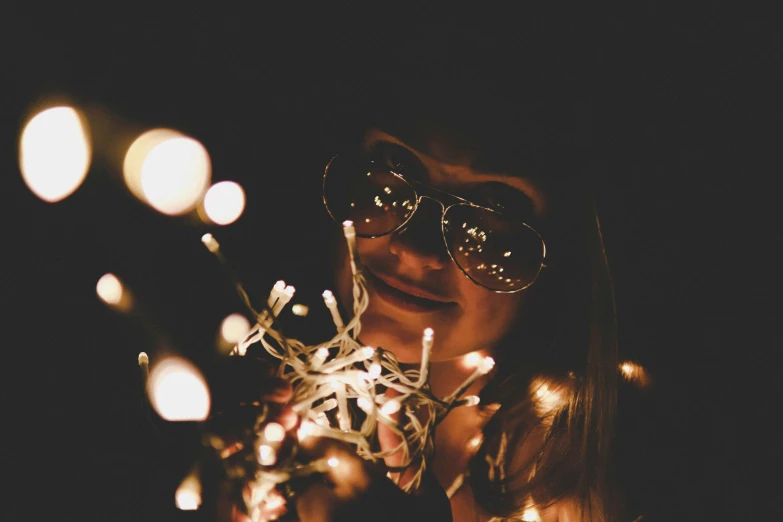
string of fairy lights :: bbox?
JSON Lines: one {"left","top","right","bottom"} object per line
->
{"left": 195, "top": 222, "right": 497, "bottom": 521}
{"left": 18, "top": 101, "right": 651, "bottom": 522}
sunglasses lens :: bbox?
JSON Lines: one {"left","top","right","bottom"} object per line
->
{"left": 444, "top": 204, "right": 544, "bottom": 291}
{"left": 323, "top": 156, "right": 417, "bottom": 237}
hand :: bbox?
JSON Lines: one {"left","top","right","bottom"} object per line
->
{"left": 293, "top": 438, "right": 452, "bottom": 522}
{"left": 205, "top": 355, "right": 296, "bottom": 521}
{"left": 294, "top": 386, "right": 451, "bottom": 522}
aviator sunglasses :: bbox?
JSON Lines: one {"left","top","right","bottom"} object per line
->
{"left": 322, "top": 152, "right": 547, "bottom": 293}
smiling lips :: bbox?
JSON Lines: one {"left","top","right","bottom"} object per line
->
{"left": 366, "top": 269, "right": 456, "bottom": 313}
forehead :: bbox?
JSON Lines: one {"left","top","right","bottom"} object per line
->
{"left": 363, "top": 127, "right": 550, "bottom": 216}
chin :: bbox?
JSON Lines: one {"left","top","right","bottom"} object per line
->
{"left": 355, "top": 312, "right": 424, "bottom": 364}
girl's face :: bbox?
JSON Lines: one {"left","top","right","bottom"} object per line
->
{"left": 335, "top": 128, "right": 549, "bottom": 363}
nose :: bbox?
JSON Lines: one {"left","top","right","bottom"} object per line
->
{"left": 388, "top": 196, "right": 449, "bottom": 271}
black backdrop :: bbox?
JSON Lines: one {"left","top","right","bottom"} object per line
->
{"left": 1, "top": 4, "right": 775, "bottom": 521}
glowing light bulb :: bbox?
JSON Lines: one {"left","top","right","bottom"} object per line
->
{"left": 468, "top": 434, "right": 483, "bottom": 449}
{"left": 19, "top": 106, "right": 91, "bottom": 202}
{"left": 297, "top": 420, "right": 316, "bottom": 441}
{"left": 123, "top": 128, "right": 181, "bottom": 202}
{"left": 381, "top": 399, "right": 401, "bottom": 416}
{"left": 201, "top": 233, "right": 220, "bottom": 252}
{"left": 463, "top": 395, "right": 480, "bottom": 407}
{"left": 360, "top": 346, "right": 375, "bottom": 358}
{"left": 96, "top": 273, "right": 123, "bottom": 305}
{"left": 148, "top": 357, "right": 210, "bottom": 421}
{"left": 263, "top": 422, "right": 286, "bottom": 443}
{"left": 356, "top": 397, "right": 372, "bottom": 412}
{"left": 618, "top": 361, "right": 650, "bottom": 388}
{"left": 478, "top": 356, "right": 495, "bottom": 374}
{"left": 203, "top": 181, "right": 246, "bottom": 225}
{"left": 220, "top": 313, "right": 251, "bottom": 344}
{"left": 138, "top": 352, "right": 149, "bottom": 366}
{"left": 291, "top": 304, "right": 309, "bottom": 316}
{"left": 521, "top": 505, "right": 541, "bottom": 522}
{"left": 258, "top": 444, "right": 276, "bottom": 466}
{"left": 463, "top": 352, "right": 482, "bottom": 368}
{"left": 368, "top": 362, "right": 382, "bottom": 379}
{"left": 264, "top": 492, "right": 285, "bottom": 512}
{"left": 175, "top": 474, "right": 201, "bottom": 511}
{"left": 140, "top": 136, "right": 211, "bottom": 215}
{"left": 530, "top": 378, "right": 567, "bottom": 415}
{"left": 327, "top": 457, "right": 339, "bottom": 468}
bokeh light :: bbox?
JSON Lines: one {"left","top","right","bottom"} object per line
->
{"left": 96, "top": 273, "right": 123, "bottom": 305}
{"left": 148, "top": 357, "right": 210, "bottom": 421}
{"left": 123, "top": 128, "right": 181, "bottom": 202}
{"left": 175, "top": 474, "right": 201, "bottom": 510}
{"left": 263, "top": 422, "right": 286, "bottom": 443}
{"left": 19, "top": 106, "right": 91, "bottom": 202}
{"left": 140, "top": 136, "right": 211, "bottom": 215}
{"left": 203, "top": 181, "right": 246, "bottom": 225}
{"left": 220, "top": 313, "right": 251, "bottom": 344}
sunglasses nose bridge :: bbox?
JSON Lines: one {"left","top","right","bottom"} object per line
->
{"left": 415, "top": 194, "right": 447, "bottom": 216}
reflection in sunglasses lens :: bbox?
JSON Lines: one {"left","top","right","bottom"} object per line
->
{"left": 324, "top": 155, "right": 544, "bottom": 292}
{"left": 444, "top": 205, "right": 544, "bottom": 292}
{"left": 324, "top": 157, "right": 416, "bottom": 237}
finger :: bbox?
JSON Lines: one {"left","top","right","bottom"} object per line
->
{"left": 376, "top": 387, "right": 405, "bottom": 469}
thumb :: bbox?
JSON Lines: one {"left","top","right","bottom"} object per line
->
{"left": 376, "top": 387, "right": 406, "bottom": 470}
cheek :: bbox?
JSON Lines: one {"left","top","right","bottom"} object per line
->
{"left": 460, "top": 283, "right": 525, "bottom": 339}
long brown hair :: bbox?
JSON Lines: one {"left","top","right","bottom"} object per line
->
{"left": 472, "top": 189, "right": 620, "bottom": 520}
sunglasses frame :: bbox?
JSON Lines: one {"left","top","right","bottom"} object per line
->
{"left": 322, "top": 154, "right": 547, "bottom": 293}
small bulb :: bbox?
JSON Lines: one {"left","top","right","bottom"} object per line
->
{"left": 322, "top": 289, "right": 335, "bottom": 303}
{"left": 263, "top": 422, "right": 285, "bottom": 443}
{"left": 284, "top": 286, "right": 296, "bottom": 298}
{"left": 203, "top": 180, "right": 245, "bottom": 225}
{"left": 175, "top": 474, "right": 201, "bottom": 511}
{"left": 360, "top": 346, "right": 375, "bottom": 358}
{"left": 138, "top": 352, "right": 149, "bottom": 366}
{"left": 220, "top": 313, "right": 251, "bottom": 344}
{"left": 423, "top": 327, "right": 434, "bottom": 340}
{"left": 96, "top": 273, "right": 123, "bottom": 305}
{"left": 356, "top": 397, "right": 373, "bottom": 412}
{"left": 468, "top": 434, "right": 483, "bottom": 449}
{"left": 316, "top": 347, "right": 330, "bottom": 359}
{"left": 463, "top": 395, "right": 480, "bottom": 407}
{"left": 381, "top": 399, "right": 401, "bottom": 416}
{"left": 148, "top": 357, "right": 210, "bottom": 421}
{"left": 297, "top": 420, "right": 316, "bottom": 441}
{"left": 478, "top": 357, "right": 495, "bottom": 374}
{"left": 274, "top": 280, "right": 286, "bottom": 292}
{"left": 258, "top": 444, "right": 276, "bottom": 466}
{"left": 291, "top": 304, "right": 309, "bottom": 316}
{"left": 368, "top": 362, "right": 382, "bottom": 379}
{"left": 521, "top": 505, "right": 541, "bottom": 522}
{"left": 327, "top": 457, "right": 339, "bottom": 468}
{"left": 201, "top": 233, "right": 220, "bottom": 253}
{"left": 264, "top": 492, "right": 285, "bottom": 512}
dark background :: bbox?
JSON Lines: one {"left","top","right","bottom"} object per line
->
{"left": 1, "top": 4, "right": 776, "bottom": 521}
